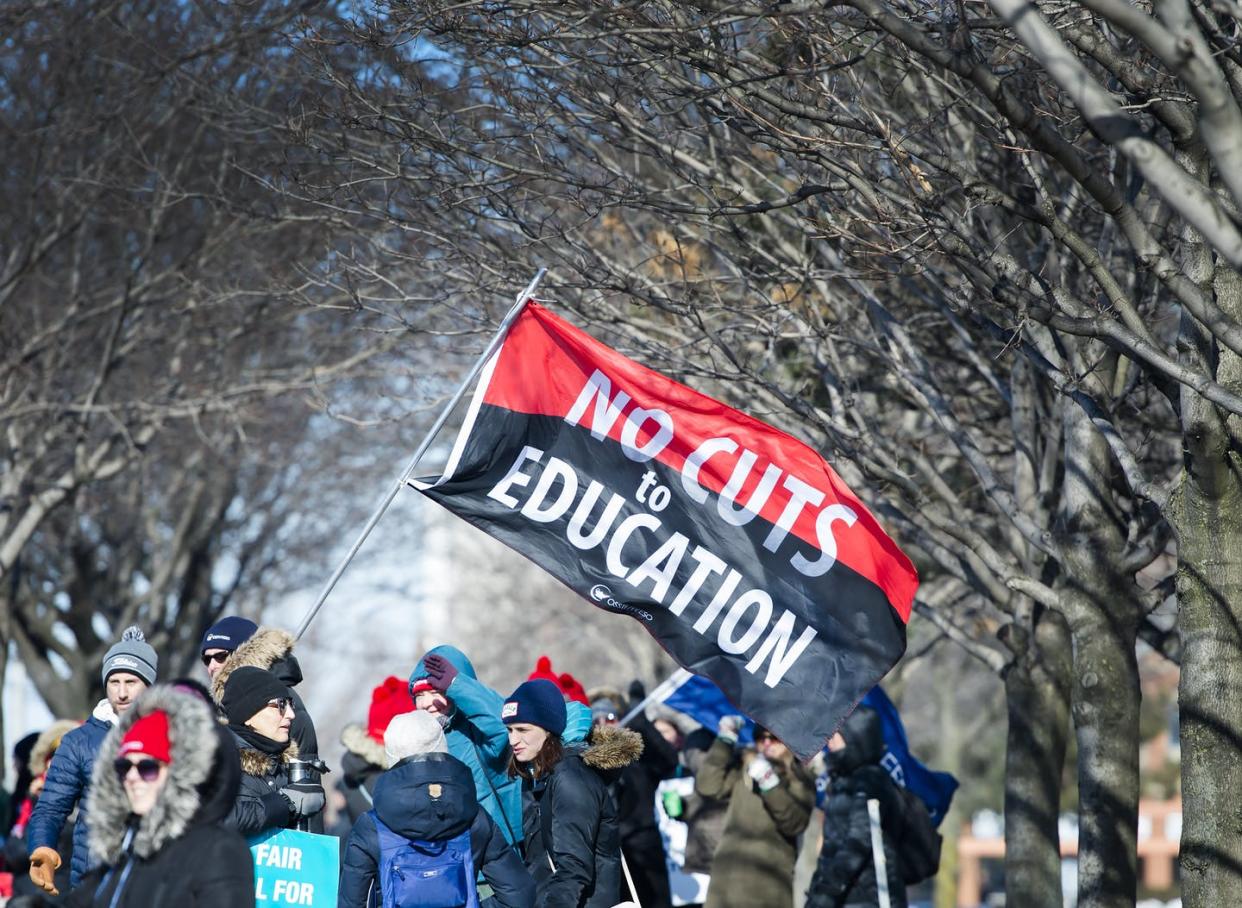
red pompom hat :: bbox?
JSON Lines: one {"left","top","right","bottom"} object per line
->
{"left": 118, "top": 710, "right": 172, "bottom": 764}
{"left": 368, "top": 676, "right": 416, "bottom": 744}
{"left": 527, "top": 656, "right": 590, "bottom": 706}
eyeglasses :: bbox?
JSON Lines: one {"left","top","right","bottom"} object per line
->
{"left": 755, "top": 733, "right": 777, "bottom": 744}
{"left": 265, "top": 697, "right": 293, "bottom": 714}
{"left": 201, "top": 651, "right": 229, "bottom": 667}
{"left": 114, "top": 758, "right": 164, "bottom": 783}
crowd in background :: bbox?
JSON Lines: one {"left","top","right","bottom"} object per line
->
{"left": 0, "top": 620, "right": 911, "bottom": 908}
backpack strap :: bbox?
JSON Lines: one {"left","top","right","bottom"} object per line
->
{"left": 369, "top": 810, "right": 409, "bottom": 857}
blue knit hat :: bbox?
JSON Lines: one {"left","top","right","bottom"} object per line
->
{"left": 200, "top": 616, "right": 258, "bottom": 655}
{"left": 502, "top": 679, "right": 567, "bottom": 736}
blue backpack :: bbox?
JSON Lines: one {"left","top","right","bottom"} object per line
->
{"left": 370, "top": 811, "right": 480, "bottom": 908}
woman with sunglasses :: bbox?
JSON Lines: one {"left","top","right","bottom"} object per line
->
{"left": 694, "top": 718, "right": 815, "bottom": 908}
{"left": 219, "top": 666, "right": 324, "bottom": 836}
{"left": 56, "top": 685, "right": 254, "bottom": 907}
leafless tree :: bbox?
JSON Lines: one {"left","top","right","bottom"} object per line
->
{"left": 269, "top": 1, "right": 1242, "bottom": 904}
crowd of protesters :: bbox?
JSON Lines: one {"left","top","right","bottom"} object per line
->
{"left": 0, "top": 620, "right": 911, "bottom": 908}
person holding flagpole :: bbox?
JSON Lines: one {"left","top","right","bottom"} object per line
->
{"left": 806, "top": 706, "right": 907, "bottom": 908}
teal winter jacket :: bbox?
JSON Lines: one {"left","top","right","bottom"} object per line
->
{"left": 410, "top": 646, "right": 592, "bottom": 846}
{"left": 411, "top": 646, "right": 525, "bottom": 844}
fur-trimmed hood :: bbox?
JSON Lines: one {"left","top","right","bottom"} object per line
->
{"left": 28, "top": 719, "right": 81, "bottom": 776}
{"left": 341, "top": 723, "right": 387, "bottom": 771}
{"left": 210, "top": 627, "right": 299, "bottom": 704}
{"left": 579, "top": 724, "right": 643, "bottom": 774}
{"left": 86, "top": 686, "right": 239, "bottom": 865}
{"left": 235, "top": 733, "right": 300, "bottom": 778}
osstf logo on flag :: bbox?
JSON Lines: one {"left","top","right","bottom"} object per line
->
{"left": 414, "top": 302, "right": 916, "bottom": 758}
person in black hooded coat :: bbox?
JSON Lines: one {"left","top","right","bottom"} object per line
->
{"left": 806, "top": 706, "right": 907, "bottom": 908}
{"left": 59, "top": 685, "right": 254, "bottom": 907}
{"left": 503, "top": 680, "right": 643, "bottom": 908}
{"left": 338, "top": 710, "right": 534, "bottom": 908}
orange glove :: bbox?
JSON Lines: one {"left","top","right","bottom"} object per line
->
{"left": 29, "top": 845, "right": 61, "bottom": 895}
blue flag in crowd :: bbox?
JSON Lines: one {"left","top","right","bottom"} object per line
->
{"left": 657, "top": 672, "right": 956, "bottom": 825}
{"left": 860, "top": 685, "right": 959, "bottom": 826}
{"left": 663, "top": 673, "right": 755, "bottom": 746}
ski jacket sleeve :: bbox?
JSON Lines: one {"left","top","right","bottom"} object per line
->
{"left": 759, "top": 765, "right": 814, "bottom": 838}
{"left": 693, "top": 737, "right": 740, "bottom": 801}
{"left": 338, "top": 813, "right": 380, "bottom": 908}
{"left": 539, "top": 767, "right": 606, "bottom": 908}
{"left": 446, "top": 673, "right": 509, "bottom": 767}
{"left": 25, "top": 730, "right": 87, "bottom": 852}
{"left": 472, "top": 810, "right": 536, "bottom": 908}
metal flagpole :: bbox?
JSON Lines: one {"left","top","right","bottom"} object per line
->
{"left": 294, "top": 268, "right": 548, "bottom": 640}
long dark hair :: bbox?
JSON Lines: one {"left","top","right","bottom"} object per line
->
{"left": 508, "top": 733, "right": 565, "bottom": 780}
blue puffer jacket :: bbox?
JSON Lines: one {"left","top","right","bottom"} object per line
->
{"left": 410, "top": 647, "right": 593, "bottom": 846}
{"left": 339, "top": 752, "right": 535, "bottom": 908}
{"left": 25, "top": 701, "right": 116, "bottom": 886}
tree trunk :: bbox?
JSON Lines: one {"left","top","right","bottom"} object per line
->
{"left": 1003, "top": 606, "right": 1072, "bottom": 908}
{"left": 1060, "top": 397, "right": 1140, "bottom": 908}
{"left": 1177, "top": 457, "right": 1242, "bottom": 904}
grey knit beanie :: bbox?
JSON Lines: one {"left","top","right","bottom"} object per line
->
{"left": 384, "top": 710, "right": 449, "bottom": 767}
{"left": 101, "top": 626, "right": 158, "bottom": 686}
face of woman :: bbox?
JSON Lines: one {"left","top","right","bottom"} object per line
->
{"left": 756, "top": 730, "right": 790, "bottom": 762}
{"left": 246, "top": 696, "right": 294, "bottom": 742}
{"left": 116, "top": 752, "right": 168, "bottom": 816}
{"left": 507, "top": 723, "right": 548, "bottom": 763}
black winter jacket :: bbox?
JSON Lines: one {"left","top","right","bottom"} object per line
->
{"left": 339, "top": 752, "right": 534, "bottom": 908}
{"left": 520, "top": 726, "right": 642, "bottom": 908}
{"left": 808, "top": 708, "right": 907, "bottom": 908}
{"left": 221, "top": 732, "right": 299, "bottom": 838}
{"left": 62, "top": 686, "right": 255, "bottom": 908}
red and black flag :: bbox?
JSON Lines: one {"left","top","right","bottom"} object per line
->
{"left": 414, "top": 302, "right": 917, "bottom": 758}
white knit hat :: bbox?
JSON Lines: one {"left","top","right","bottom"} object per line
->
{"left": 384, "top": 710, "right": 448, "bottom": 767}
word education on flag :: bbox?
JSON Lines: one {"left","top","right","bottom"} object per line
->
{"left": 415, "top": 301, "right": 918, "bottom": 758}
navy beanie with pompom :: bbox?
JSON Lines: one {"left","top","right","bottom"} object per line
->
{"left": 502, "top": 679, "right": 567, "bottom": 736}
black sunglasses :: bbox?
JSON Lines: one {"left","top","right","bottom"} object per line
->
{"left": 201, "top": 651, "right": 229, "bottom": 667}
{"left": 266, "top": 697, "right": 293, "bottom": 714}
{"left": 114, "top": 757, "right": 164, "bottom": 782}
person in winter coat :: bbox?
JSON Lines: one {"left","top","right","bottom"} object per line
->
{"left": 409, "top": 645, "right": 527, "bottom": 845}
{"left": 677, "top": 730, "right": 729, "bottom": 879}
{"left": 338, "top": 676, "right": 414, "bottom": 826}
{"left": 56, "top": 685, "right": 255, "bottom": 907}
{"left": 593, "top": 684, "right": 679, "bottom": 908}
{"left": 26, "top": 627, "right": 158, "bottom": 894}
{"left": 208, "top": 621, "right": 319, "bottom": 760}
{"left": 220, "top": 666, "right": 324, "bottom": 836}
{"left": 806, "top": 707, "right": 906, "bottom": 908}
{"left": 695, "top": 718, "right": 815, "bottom": 908}
{"left": 339, "top": 710, "right": 535, "bottom": 908}
{"left": 5, "top": 721, "right": 79, "bottom": 898}
{"left": 504, "top": 678, "right": 643, "bottom": 908}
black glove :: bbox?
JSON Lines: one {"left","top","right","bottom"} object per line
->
{"left": 628, "top": 679, "right": 646, "bottom": 703}
{"left": 280, "top": 781, "right": 325, "bottom": 818}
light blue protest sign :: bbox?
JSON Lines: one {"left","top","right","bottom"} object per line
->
{"left": 249, "top": 827, "right": 339, "bottom": 907}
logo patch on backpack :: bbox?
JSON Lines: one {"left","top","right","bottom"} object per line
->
{"left": 428, "top": 783, "right": 442, "bottom": 799}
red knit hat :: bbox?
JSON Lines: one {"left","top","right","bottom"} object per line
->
{"left": 527, "top": 656, "right": 590, "bottom": 706}
{"left": 368, "top": 676, "right": 415, "bottom": 744}
{"left": 118, "top": 710, "right": 172, "bottom": 764}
